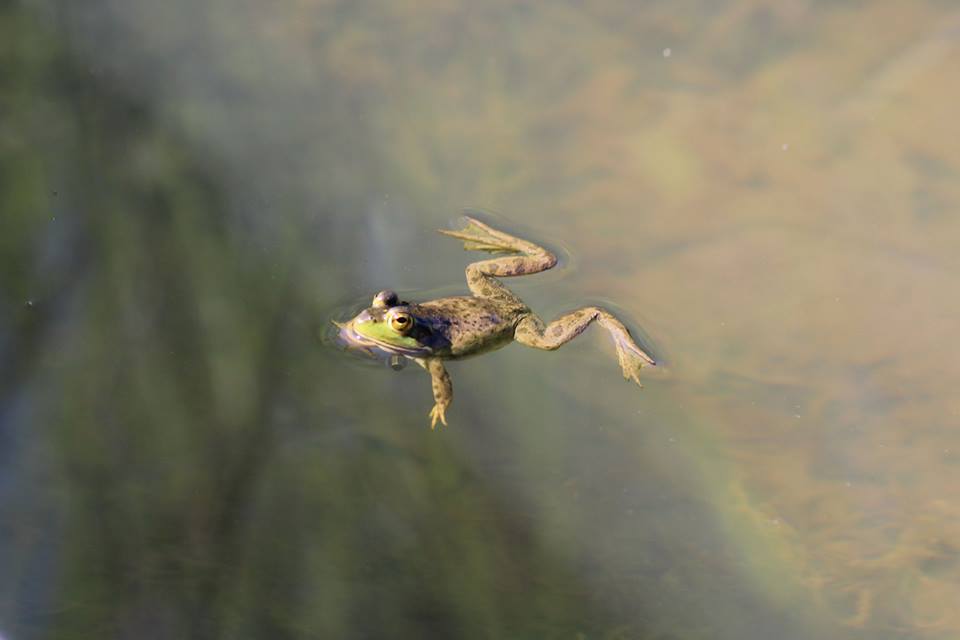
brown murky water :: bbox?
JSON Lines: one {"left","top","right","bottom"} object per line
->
{"left": 3, "top": 1, "right": 959, "bottom": 638}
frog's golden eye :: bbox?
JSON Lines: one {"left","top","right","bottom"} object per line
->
{"left": 390, "top": 311, "right": 413, "bottom": 334}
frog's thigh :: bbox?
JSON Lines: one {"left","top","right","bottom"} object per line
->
{"left": 514, "top": 308, "right": 603, "bottom": 350}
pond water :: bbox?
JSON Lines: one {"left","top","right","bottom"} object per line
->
{"left": 3, "top": 1, "right": 960, "bottom": 638}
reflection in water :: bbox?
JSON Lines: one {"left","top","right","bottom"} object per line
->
{"left": 3, "top": 0, "right": 960, "bottom": 638}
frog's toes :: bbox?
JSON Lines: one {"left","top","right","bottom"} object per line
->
{"left": 428, "top": 402, "right": 449, "bottom": 430}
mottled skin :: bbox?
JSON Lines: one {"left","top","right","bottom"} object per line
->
{"left": 337, "top": 216, "right": 656, "bottom": 428}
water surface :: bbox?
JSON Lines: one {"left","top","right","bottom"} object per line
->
{"left": 3, "top": 1, "right": 960, "bottom": 638}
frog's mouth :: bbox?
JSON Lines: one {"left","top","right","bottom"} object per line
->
{"left": 333, "top": 320, "right": 433, "bottom": 359}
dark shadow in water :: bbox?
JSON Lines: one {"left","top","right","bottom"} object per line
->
{"left": 0, "top": 6, "right": 693, "bottom": 639}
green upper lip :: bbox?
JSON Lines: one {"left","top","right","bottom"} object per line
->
{"left": 335, "top": 319, "right": 433, "bottom": 358}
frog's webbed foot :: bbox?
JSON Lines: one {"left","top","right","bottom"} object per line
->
{"left": 438, "top": 215, "right": 523, "bottom": 254}
{"left": 612, "top": 333, "right": 655, "bottom": 387}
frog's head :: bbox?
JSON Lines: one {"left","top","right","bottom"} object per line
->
{"left": 335, "top": 290, "right": 433, "bottom": 358}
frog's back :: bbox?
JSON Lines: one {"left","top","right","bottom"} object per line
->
{"left": 413, "top": 296, "right": 526, "bottom": 358}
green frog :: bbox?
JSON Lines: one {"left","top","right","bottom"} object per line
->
{"left": 335, "top": 216, "right": 656, "bottom": 428}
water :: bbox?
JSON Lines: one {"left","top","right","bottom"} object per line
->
{"left": 3, "top": 1, "right": 960, "bottom": 638}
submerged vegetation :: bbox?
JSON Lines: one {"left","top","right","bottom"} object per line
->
{"left": 0, "top": 6, "right": 605, "bottom": 639}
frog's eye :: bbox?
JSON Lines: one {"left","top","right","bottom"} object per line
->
{"left": 390, "top": 311, "right": 413, "bottom": 334}
{"left": 373, "top": 290, "right": 399, "bottom": 308}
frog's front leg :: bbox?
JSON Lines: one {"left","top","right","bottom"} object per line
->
{"left": 417, "top": 357, "right": 452, "bottom": 429}
{"left": 514, "top": 308, "right": 656, "bottom": 386}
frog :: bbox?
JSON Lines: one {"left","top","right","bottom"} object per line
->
{"left": 335, "top": 215, "right": 656, "bottom": 429}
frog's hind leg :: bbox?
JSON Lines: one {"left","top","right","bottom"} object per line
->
{"left": 439, "top": 216, "right": 557, "bottom": 299}
{"left": 514, "top": 308, "right": 656, "bottom": 386}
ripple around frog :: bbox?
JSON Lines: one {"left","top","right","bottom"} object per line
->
{"left": 321, "top": 214, "right": 667, "bottom": 381}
